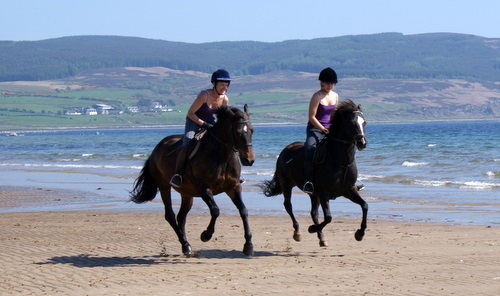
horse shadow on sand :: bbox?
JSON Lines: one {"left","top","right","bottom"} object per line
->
{"left": 33, "top": 249, "right": 288, "bottom": 268}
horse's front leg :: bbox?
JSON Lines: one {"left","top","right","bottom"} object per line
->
{"left": 345, "top": 189, "right": 368, "bottom": 241}
{"left": 176, "top": 193, "right": 193, "bottom": 241}
{"left": 159, "top": 186, "right": 192, "bottom": 255}
{"left": 308, "top": 195, "right": 328, "bottom": 247}
{"left": 228, "top": 186, "right": 254, "bottom": 256}
{"left": 199, "top": 188, "right": 219, "bottom": 243}
{"left": 308, "top": 195, "right": 332, "bottom": 239}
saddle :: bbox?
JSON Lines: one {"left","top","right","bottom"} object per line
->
{"left": 187, "top": 129, "right": 208, "bottom": 159}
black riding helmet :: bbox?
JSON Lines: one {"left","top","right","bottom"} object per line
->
{"left": 318, "top": 67, "right": 338, "bottom": 84}
{"left": 211, "top": 69, "right": 232, "bottom": 86}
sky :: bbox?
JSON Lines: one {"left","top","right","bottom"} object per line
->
{"left": 1, "top": 0, "right": 498, "bottom": 43}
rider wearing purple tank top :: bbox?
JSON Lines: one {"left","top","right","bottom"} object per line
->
{"left": 303, "top": 67, "right": 339, "bottom": 194}
{"left": 170, "top": 69, "right": 231, "bottom": 188}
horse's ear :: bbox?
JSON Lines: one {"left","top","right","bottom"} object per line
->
{"left": 357, "top": 104, "right": 362, "bottom": 111}
{"left": 244, "top": 104, "right": 249, "bottom": 116}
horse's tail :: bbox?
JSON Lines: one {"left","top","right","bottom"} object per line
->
{"left": 129, "top": 158, "right": 158, "bottom": 204}
{"left": 260, "top": 174, "right": 283, "bottom": 197}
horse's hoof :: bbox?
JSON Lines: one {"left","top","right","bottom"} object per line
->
{"left": 200, "top": 231, "right": 212, "bottom": 242}
{"left": 182, "top": 244, "right": 192, "bottom": 255}
{"left": 308, "top": 225, "right": 318, "bottom": 233}
{"left": 293, "top": 232, "right": 302, "bottom": 242}
{"left": 319, "top": 240, "right": 328, "bottom": 247}
{"left": 355, "top": 229, "right": 365, "bottom": 241}
{"left": 243, "top": 243, "right": 254, "bottom": 256}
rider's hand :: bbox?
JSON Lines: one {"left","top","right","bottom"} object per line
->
{"left": 201, "top": 122, "right": 213, "bottom": 129}
{"left": 322, "top": 129, "right": 329, "bottom": 134}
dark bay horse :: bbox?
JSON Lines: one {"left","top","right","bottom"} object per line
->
{"left": 130, "top": 105, "right": 255, "bottom": 256}
{"left": 261, "top": 100, "right": 368, "bottom": 247}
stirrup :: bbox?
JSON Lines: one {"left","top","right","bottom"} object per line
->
{"left": 169, "top": 174, "right": 183, "bottom": 188}
{"left": 303, "top": 181, "right": 314, "bottom": 194}
{"left": 356, "top": 180, "right": 365, "bottom": 191}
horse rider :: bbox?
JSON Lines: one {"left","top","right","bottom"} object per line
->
{"left": 169, "top": 69, "right": 231, "bottom": 188}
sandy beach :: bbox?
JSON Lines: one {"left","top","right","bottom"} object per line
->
{"left": 0, "top": 188, "right": 499, "bottom": 296}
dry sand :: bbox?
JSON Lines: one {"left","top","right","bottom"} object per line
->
{"left": 0, "top": 189, "right": 498, "bottom": 296}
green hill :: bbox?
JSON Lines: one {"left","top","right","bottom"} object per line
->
{"left": 1, "top": 33, "right": 499, "bottom": 82}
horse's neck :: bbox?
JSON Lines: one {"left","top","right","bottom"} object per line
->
{"left": 326, "top": 135, "right": 355, "bottom": 165}
{"left": 203, "top": 127, "right": 233, "bottom": 158}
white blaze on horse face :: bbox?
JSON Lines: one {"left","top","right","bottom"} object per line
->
{"left": 243, "top": 125, "right": 248, "bottom": 133}
{"left": 356, "top": 115, "right": 366, "bottom": 137}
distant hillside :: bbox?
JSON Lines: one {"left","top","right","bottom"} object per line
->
{"left": 1, "top": 67, "right": 498, "bottom": 130}
{"left": 1, "top": 33, "right": 499, "bottom": 82}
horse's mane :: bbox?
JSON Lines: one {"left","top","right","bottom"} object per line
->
{"left": 329, "top": 99, "right": 357, "bottom": 130}
{"left": 213, "top": 106, "right": 244, "bottom": 124}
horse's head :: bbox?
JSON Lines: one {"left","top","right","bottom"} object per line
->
{"left": 329, "top": 99, "right": 367, "bottom": 151}
{"left": 214, "top": 104, "right": 255, "bottom": 166}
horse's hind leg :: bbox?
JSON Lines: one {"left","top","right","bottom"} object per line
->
{"left": 228, "top": 188, "right": 254, "bottom": 256}
{"left": 309, "top": 195, "right": 328, "bottom": 247}
{"left": 159, "top": 186, "right": 192, "bottom": 255}
{"left": 345, "top": 190, "right": 368, "bottom": 241}
{"left": 283, "top": 188, "right": 301, "bottom": 242}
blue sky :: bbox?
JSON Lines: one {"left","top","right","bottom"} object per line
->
{"left": 1, "top": 0, "right": 498, "bottom": 43}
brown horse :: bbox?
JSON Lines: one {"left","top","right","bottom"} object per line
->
{"left": 260, "top": 100, "right": 368, "bottom": 247}
{"left": 130, "top": 105, "right": 255, "bottom": 256}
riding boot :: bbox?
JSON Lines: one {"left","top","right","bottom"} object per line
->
{"left": 302, "top": 159, "right": 314, "bottom": 194}
{"left": 170, "top": 147, "right": 188, "bottom": 188}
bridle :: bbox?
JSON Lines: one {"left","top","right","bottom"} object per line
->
{"left": 208, "top": 118, "right": 253, "bottom": 152}
{"left": 327, "top": 110, "right": 366, "bottom": 146}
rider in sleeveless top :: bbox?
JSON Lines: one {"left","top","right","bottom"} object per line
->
{"left": 303, "top": 67, "right": 364, "bottom": 194}
{"left": 169, "top": 69, "right": 231, "bottom": 188}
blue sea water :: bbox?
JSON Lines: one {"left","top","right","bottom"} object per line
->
{"left": 0, "top": 121, "right": 498, "bottom": 225}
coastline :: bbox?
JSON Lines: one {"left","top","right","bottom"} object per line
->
{"left": 2, "top": 118, "right": 499, "bottom": 134}
{"left": 0, "top": 186, "right": 498, "bottom": 295}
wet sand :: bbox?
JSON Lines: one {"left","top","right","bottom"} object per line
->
{"left": 0, "top": 188, "right": 499, "bottom": 295}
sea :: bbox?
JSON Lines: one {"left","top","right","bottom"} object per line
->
{"left": 0, "top": 121, "right": 498, "bottom": 225}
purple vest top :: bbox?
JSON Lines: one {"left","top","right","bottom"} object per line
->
{"left": 195, "top": 103, "right": 216, "bottom": 124}
{"left": 309, "top": 103, "right": 336, "bottom": 129}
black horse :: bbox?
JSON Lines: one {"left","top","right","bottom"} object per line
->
{"left": 261, "top": 100, "right": 368, "bottom": 247}
{"left": 130, "top": 105, "right": 255, "bottom": 256}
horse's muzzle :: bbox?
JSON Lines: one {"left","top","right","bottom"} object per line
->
{"left": 355, "top": 136, "right": 367, "bottom": 151}
{"left": 239, "top": 147, "right": 255, "bottom": 166}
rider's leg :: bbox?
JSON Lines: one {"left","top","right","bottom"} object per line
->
{"left": 170, "top": 146, "right": 188, "bottom": 188}
{"left": 170, "top": 119, "right": 197, "bottom": 188}
{"left": 303, "top": 127, "right": 319, "bottom": 194}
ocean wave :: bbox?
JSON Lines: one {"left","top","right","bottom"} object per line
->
{"left": 400, "top": 178, "right": 498, "bottom": 190}
{"left": 486, "top": 171, "right": 500, "bottom": 178}
{"left": 402, "top": 161, "right": 429, "bottom": 167}
{"left": 0, "top": 163, "right": 142, "bottom": 170}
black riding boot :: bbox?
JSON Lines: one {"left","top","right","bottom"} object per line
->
{"left": 302, "top": 159, "right": 314, "bottom": 194}
{"left": 170, "top": 147, "right": 188, "bottom": 188}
